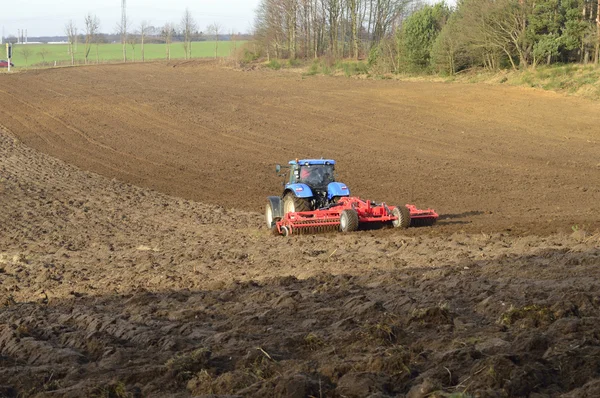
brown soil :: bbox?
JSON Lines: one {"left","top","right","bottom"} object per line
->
{"left": 0, "top": 61, "right": 599, "bottom": 235}
{"left": 1, "top": 61, "right": 600, "bottom": 397}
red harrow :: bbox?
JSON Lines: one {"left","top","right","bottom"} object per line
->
{"left": 274, "top": 196, "right": 438, "bottom": 236}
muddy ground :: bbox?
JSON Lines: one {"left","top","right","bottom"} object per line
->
{"left": 0, "top": 62, "right": 600, "bottom": 397}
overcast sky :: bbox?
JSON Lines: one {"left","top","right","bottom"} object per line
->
{"left": 1, "top": 0, "right": 261, "bottom": 38}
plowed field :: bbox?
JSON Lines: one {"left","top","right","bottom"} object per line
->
{"left": 1, "top": 61, "right": 599, "bottom": 234}
{"left": 1, "top": 61, "right": 600, "bottom": 397}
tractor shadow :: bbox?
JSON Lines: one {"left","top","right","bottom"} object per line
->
{"left": 358, "top": 223, "right": 394, "bottom": 231}
{"left": 436, "top": 210, "right": 485, "bottom": 226}
{"left": 358, "top": 220, "right": 437, "bottom": 231}
{"left": 357, "top": 211, "right": 485, "bottom": 229}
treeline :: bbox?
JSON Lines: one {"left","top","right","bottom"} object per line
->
{"left": 254, "top": 0, "right": 418, "bottom": 59}
{"left": 253, "top": 0, "right": 600, "bottom": 73}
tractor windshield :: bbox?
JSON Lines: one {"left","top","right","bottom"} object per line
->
{"left": 298, "top": 165, "right": 335, "bottom": 186}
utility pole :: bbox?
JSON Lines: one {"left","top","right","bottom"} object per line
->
{"left": 596, "top": 0, "right": 600, "bottom": 64}
{"left": 6, "top": 43, "right": 12, "bottom": 72}
{"left": 121, "top": 0, "right": 127, "bottom": 61}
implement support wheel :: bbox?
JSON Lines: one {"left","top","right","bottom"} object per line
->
{"left": 340, "top": 209, "right": 359, "bottom": 233}
{"left": 392, "top": 206, "right": 411, "bottom": 229}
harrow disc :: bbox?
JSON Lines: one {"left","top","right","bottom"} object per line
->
{"left": 293, "top": 225, "right": 339, "bottom": 235}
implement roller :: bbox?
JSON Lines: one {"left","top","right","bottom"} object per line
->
{"left": 265, "top": 159, "right": 438, "bottom": 236}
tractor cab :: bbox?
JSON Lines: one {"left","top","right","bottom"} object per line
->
{"left": 273, "top": 159, "right": 351, "bottom": 214}
{"left": 288, "top": 159, "right": 336, "bottom": 187}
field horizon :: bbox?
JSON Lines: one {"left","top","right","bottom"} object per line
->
{"left": 2, "top": 41, "right": 245, "bottom": 67}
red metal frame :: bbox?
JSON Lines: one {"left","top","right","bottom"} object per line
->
{"left": 405, "top": 204, "right": 439, "bottom": 220}
{"left": 276, "top": 197, "right": 438, "bottom": 235}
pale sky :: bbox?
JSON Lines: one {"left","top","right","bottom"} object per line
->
{"left": 1, "top": 0, "right": 261, "bottom": 38}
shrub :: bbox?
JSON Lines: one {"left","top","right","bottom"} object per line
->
{"left": 267, "top": 59, "right": 281, "bottom": 70}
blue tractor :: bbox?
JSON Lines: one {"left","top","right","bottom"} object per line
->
{"left": 265, "top": 159, "right": 350, "bottom": 230}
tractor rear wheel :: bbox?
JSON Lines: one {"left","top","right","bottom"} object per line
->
{"left": 340, "top": 209, "right": 359, "bottom": 232}
{"left": 283, "top": 193, "right": 311, "bottom": 214}
{"left": 392, "top": 206, "right": 411, "bottom": 229}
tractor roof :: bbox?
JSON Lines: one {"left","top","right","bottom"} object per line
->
{"left": 289, "top": 159, "right": 336, "bottom": 166}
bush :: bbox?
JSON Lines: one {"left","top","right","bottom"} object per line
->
{"left": 339, "top": 61, "right": 369, "bottom": 76}
{"left": 367, "top": 46, "right": 381, "bottom": 67}
{"left": 231, "top": 42, "right": 263, "bottom": 66}
{"left": 267, "top": 59, "right": 281, "bottom": 70}
{"left": 303, "top": 58, "right": 370, "bottom": 77}
{"left": 288, "top": 58, "right": 302, "bottom": 67}
{"left": 242, "top": 49, "right": 260, "bottom": 64}
{"left": 306, "top": 60, "right": 319, "bottom": 75}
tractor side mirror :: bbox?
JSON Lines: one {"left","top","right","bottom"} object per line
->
{"left": 275, "top": 164, "right": 281, "bottom": 174}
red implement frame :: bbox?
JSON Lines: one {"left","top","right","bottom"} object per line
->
{"left": 275, "top": 197, "right": 438, "bottom": 236}
{"left": 405, "top": 204, "right": 439, "bottom": 220}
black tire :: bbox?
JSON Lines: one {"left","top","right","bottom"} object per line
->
{"left": 340, "top": 209, "right": 359, "bottom": 233}
{"left": 283, "top": 193, "right": 311, "bottom": 214}
{"left": 265, "top": 202, "right": 281, "bottom": 234}
{"left": 392, "top": 206, "right": 411, "bottom": 229}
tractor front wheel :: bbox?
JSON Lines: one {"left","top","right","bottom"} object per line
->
{"left": 283, "top": 193, "right": 311, "bottom": 214}
{"left": 392, "top": 206, "right": 411, "bottom": 229}
{"left": 340, "top": 209, "right": 359, "bottom": 233}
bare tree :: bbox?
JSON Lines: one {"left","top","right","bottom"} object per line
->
{"left": 207, "top": 22, "right": 223, "bottom": 59}
{"left": 230, "top": 29, "right": 238, "bottom": 56}
{"left": 95, "top": 33, "right": 106, "bottom": 64}
{"left": 129, "top": 35, "right": 137, "bottom": 62}
{"left": 254, "top": 0, "right": 284, "bottom": 60}
{"left": 254, "top": 0, "right": 413, "bottom": 60}
{"left": 139, "top": 20, "right": 150, "bottom": 62}
{"left": 162, "top": 23, "right": 175, "bottom": 60}
{"left": 84, "top": 13, "right": 100, "bottom": 65}
{"left": 116, "top": 17, "right": 130, "bottom": 61}
{"left": 37, "top": 48, "right": 50, "bottom": 64}
{"left": 348, "top": 0, "right": 360, "bottom": 59}
{"left": 20, "top": 47, "right": 33, "bottom": 67}
{"left": 65, "top": 20, "right": 77, "bottom": 66}
{"left": 596, "top": 0, "right": 600, "bottom": 64}
{"left": 324, "top": 0, "right": 342, "bottom": 57}
{"left": 286, "top": 0, "right": 298, "bottom": 59}
{"left": 181, "top": 8, "right": 198, "bottom": 59}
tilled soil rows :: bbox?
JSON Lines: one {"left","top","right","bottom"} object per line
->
{"left": 0, "top": 63, "right": 600, "bottom": 397}
{"left": 0, "top": 61, "right": 598, "bottom": 235}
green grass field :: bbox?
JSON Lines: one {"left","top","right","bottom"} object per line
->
{"left": 3, "top": 41, "right": 245, "bottom": 68}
